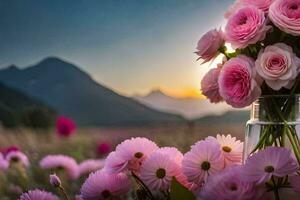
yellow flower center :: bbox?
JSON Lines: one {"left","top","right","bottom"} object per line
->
{"left": 222, "top": 146, "right": 232, "bottom": 153}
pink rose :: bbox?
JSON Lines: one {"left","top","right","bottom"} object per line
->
{"left": 269, "top": 0, "right": 300, "bottom": 36}
{"left": 201, "top": 65, "right": 223, "bottom": 103}
{"left": 225, "top": 6, "right": 271, "bottom": 49}
{"left": 225, "top": 0, "right": 273, "bottom": 18}
{"left": 195, "top": 29, "right": 225, "bottom": 63}
{"left": 255, "top": 43, "right": 300, "bottom": 90}
{"left": 243, "top": 0, "right": 274, "bottom": 12}
{"left": 224, "top": 0, "right": 244, "bottom": 18}
{"left": 219, "top": 55, "right": 261, "bottom": 108}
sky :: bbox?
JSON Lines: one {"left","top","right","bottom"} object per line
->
{"left": 0, "top": 0, "right": 233, "bottom": 97}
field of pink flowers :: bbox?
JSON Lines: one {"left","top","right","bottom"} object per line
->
{"left": 0, "top": 123, "right": 244, "bottom": 200}
{"left": 1, "top": 122, "right": 300, "bottom": 200}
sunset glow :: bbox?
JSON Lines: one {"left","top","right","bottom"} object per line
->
{"left": 0, "top": 0, "right": 233, "bottom": 99}
{"left": 160, "top": 87, "right": 206, "bottom": 99}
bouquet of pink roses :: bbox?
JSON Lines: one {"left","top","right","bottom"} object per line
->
{"left": 198, "top": 0, "right": 300, "bottom": 167}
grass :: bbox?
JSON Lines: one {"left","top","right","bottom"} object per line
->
{"left": 0, "top": 123, "right": 245, "bottom": 159}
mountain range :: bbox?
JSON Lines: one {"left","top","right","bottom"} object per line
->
{"left": 134, "top": 90, "right": 243, "bottom": 119}
{"left": 0, "top": 57, "right": 184, "bottom": 126}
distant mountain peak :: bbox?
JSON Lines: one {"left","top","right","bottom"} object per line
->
{"left": 37, "top": 56, "right": 74, "bottom": 66}
{"left": 5, "top": 65, "right": 20, "bottom": 71}
{"left": 25, "top": 56, "right": 93, "bottom": 80}
{"left": 146, "top": 89, "right": 167, "bottom": 97}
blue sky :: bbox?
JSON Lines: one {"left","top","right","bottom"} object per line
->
{"left": 0, "top": 0, "right": 233, "bottom": 97}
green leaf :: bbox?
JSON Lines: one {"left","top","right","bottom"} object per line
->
{"left": 170, "top": 177, "right": 196, "bottom": 200}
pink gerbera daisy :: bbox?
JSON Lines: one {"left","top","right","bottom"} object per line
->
{"left": 207, "top": 134, "right": 243, "bottom": 166}
{"left": 242, "top": 147, "right": 299, "bottom": 184}
{"left": 0, "top": 153, "right": 8, "bottom": 170}
{"left": 19, "top": 189, "right": 59, "bottom": 200}
{"left": 104, "top": 137, "right": 158, "bottom": 174}
{"left": 79, "top": 159, "right": 105, "bottom": 176}
{"left": 6, "top": 151, "right": 30, "bottom": 167}
{"left": 153, "top": 147, "right": 194, "bottom": 188}
{"left": 155, "top": 147, "right": 183, "bottom": 165}
{"left": 140, "top": 152, "right": 183, "bottom": 191}
{"left": 182, "top": 140, "right": 224, "bottom": 185}
{"left": 39, "top": 155, "right": 79, "bottom": 180}
{"left": 200, "top": 166, "right": 263, "bottom": 200}
{"left": 80, "top": 170, "right": 131, "bottom": 200}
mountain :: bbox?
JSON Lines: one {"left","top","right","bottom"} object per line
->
{"left": 134, "top": 90, "right": 242, "bottom": 119}
{"left": 0, "top": 81, "right": 56, "bottom": 128}
{"left": 0, "top": 57, "right": 184, "bottom": 126}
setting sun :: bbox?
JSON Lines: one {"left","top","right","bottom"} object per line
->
{"left": 160, "top": 87, "right": 206, "bottom": 99}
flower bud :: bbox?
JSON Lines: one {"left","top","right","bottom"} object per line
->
{"left": 50, "top": 174, "right": 61, "bottom": 187}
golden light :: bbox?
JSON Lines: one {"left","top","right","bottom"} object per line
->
{"left": 160, "top": 86, "right": 205, "bottom": 99}
{"left": 225, "top": 43, "right": 235, "bottom": 53}
{"left": 180, "top": 88, "right": 206, "bottom": 98}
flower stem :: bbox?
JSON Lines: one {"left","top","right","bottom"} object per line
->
{"left": 58, "top": 186, "right": 70, "bottom": 200}
{"left": 272, "top": 177, "right": 280, "bottom": 200}
{"left": 131, "top": 172, "right": 155, "bottom": 200}
{"left": 268, "top": 98, "right": 300, "bottom": 163}
{"left": 285, "top": 125, "right": 300, "bottom": 163}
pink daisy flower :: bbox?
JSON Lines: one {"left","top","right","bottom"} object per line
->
{"left": 155, "top": 147, "right": 183, "bottom": 165}
{"left": 19, "top": 189, "right": 59, "bottom": 200}
{"left": 103, "top": 152, "right": 126, "bottom": 173}
{"left": 200, "top": 166, "right": 263, "bottom": 200}
{"left": 242, "top": 147, "right": 299, "bottom": 184}
{"left": 6, "top": 151, "right": 30, "bottom": 167}
{"left": 0, "top": 153, "right": 8, "bottom": 170}
{"left": 79, "top": 159, "right": 105, "bottom": 176}
{"left": 206, "top": 134, "right": 243, "bottom": 166}
{"left": 104, "top": 137, "right": 158, "bottom": 174}
{"left": 182, "top": 140, "right": 224, "bottom": 185}
{"left": 152, "top": 147, "right": 194, "bottom": 189}
{"left": 39, "top": 155, "right": 79, "bottom": 180}
{"left": 140, "top": 152, "right": 183, "bottom": 191}
{"left": 80, "top": 170, "right": 131, "bottom": 200}
{"left": 56, "top": 116, "right": 76, "bottom": 137}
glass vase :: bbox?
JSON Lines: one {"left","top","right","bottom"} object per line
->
{"left": 244, "top": 95, "right": 300, "bottom": 164}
